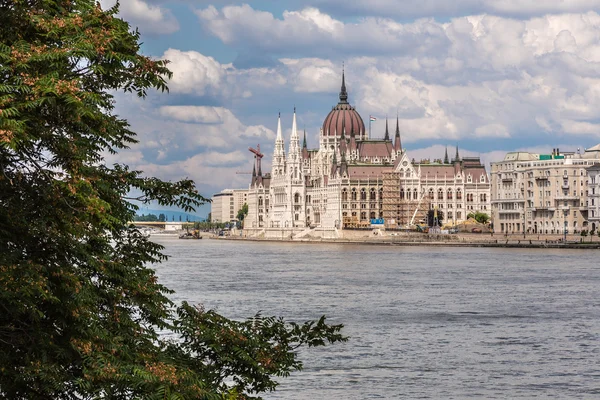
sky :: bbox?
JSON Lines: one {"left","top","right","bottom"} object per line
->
{"left": 100, "top": 0, "right": 600, "bottom": 217}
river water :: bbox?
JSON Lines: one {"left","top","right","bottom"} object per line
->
{"left": 152, "top": 237, "right": 600, "bottom": 399}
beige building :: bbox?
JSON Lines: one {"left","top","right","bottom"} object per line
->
{"left": 491, "top": 146, "right": 600, "bottom": 235}
{"left": 210, "top": 188, "right": 249, "bottom": 223}
{"left": 587, "top": 153, "right": 600, "bottom": 233}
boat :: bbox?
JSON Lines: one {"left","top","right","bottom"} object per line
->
{"left": 179, "top": 229, "right": 202, "bottom": 239}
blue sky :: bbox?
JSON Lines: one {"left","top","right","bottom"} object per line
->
{"left": 101, "top": 1, "right": 600, "bottom": 217}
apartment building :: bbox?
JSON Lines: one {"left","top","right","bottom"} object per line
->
{"left": 490, "top": 146, "right": 600, "bottom": 234}
{"left": 210, "top": 189, "right": 249, "bottom": 223}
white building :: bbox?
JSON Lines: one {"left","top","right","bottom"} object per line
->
{"left": 210, "top": 188, "right": 249, "bottom": 223}
{"left": 244, "top": 72, "right": 491, "bottom": 237}
{"left": 490, "top": 146, "right": 600, "bottom": 234}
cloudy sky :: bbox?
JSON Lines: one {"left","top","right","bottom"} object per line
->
{"left": 101, "top": 0, "right": 600, "bottom": 217}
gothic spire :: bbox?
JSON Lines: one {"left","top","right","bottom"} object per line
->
{"left": 394, "top": 115, "right": 402, "bottom": 152}
{"left": 276, "top": 112, "right": 282, "bottom": 140}
{"left": 444, "top": 146, "right": 449, "bottom": 164}
{"left": 303, "top": 128, "right": 307, "bottom": 148}
{"left": 455, "top": 145, "right": 460, "bottom": 162}
{"left": 384, "top": 117, "right": 390, "bottom": 141}
{"left": 291, "top": 107, "right": 298, "bottom": 139}
{"left": 339, "top": 65, "right": 348, "bottom": 104}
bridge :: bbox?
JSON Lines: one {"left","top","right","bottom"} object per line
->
{"left": 130, "top": 221, "right": 189, "bottom": 231}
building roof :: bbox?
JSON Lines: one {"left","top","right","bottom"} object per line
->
{"left": 503, "top": 152, "right": 538, "bottom": 161}
{"left": 357, "top": 141, "right": 393, "bottom": 158}
{"left": 322, "top": 71, "right": 365, "bottom": 137}
{"left": 347, "top": 165, "right": 389, "bottom": 179}
{"left": 583, "top": 143, "right": 600, "bottom": 159}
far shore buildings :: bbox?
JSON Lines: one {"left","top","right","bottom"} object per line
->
{"left": 490, "top": 145, "right": 600, "bottom": 235}
{"left": 240, "top": 72, "right": 491, "bottom": 238}
{"left": 210, "top": 188, "right": 248, "bottom": 223}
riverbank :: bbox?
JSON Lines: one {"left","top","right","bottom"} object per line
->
{"left": 214, "top": 233, "right": 600, "bottom": 249}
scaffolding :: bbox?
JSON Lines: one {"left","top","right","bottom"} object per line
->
{"left": 382, "top": 172, "right": 430, "bottom": 229}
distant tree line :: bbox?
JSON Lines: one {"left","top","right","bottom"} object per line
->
{"left": 134, "top": 213, "right": 166, "bottom": 222}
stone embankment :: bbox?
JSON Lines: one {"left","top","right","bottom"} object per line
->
{"left": 216, "top": 232, "right": 600, "bottom": 249}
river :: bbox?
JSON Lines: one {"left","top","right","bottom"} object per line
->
{"left": 151, "top": 236, "right": 600, "bottom": 399}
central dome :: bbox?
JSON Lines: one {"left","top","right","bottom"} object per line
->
{"left": 322, "top": 72, "right": 365, "bottom": 137}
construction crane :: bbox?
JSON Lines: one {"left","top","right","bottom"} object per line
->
{"left": 248, "top": 144, "right": 264, "bottom": 174}
{"left": 409, "top": 190, "right": 427, "bottom": 227}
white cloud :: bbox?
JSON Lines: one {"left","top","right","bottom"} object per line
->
{"left": 161, "top": 49, "right": 287, "bottom": 98}
{"left": 100, "top": 0, "right": 179, "bottom": 35}
{"left": 195, "top": 5, "right": 449, "bottom": 56}
{"left": 311, "top": 0, "right": 600, "bottom": 19}
{"left": 279, "top": 58, "right": 339, "bottom": 93}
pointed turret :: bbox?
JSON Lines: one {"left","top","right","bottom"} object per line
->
{"left": 394, "top": 115, "right": 402, "bottom": 152}
{"left": 339, "top": 66, "right": 348, "bottom": 104}
{"left": 303, "top": 129, "right": 307, "bottom": 149}
{"left": 272, "top": 112, "right": 286, "bottom": 176}
{"left": 340, "top": 149, "right": 348, "bottom": 176}
{"left": 384, "top": 118, "right": 390, "bottom": 141}
{"left": 340, "top": 124, "right": 347, "bottom": 154}
{"left": 276, "top": 112, "right": 282, "bottom": 140}
{"left": 287, "top": 107, "right": 302, "bottom": 181}
{"left": 302, "top": 129, "right": 309, "bottom": 159}
{"left": 454, "top": 145, "right": 460, "bottom": 162}
{"left": 444, "top": 146, "right": 449, "bottom": 164}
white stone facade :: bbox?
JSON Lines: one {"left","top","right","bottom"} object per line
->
{"left": 243, "top": 75, "right": 491, "bottom": 237}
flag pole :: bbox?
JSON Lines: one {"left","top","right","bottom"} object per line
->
{"left": 369, "top": 116, "right": 371, "bottom": 139}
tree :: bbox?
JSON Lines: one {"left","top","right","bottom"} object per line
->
{"left": 236, "top": 203, "right": 249, "bottom": 223}
{"left": 0, "top": 2, "right": 345, "bottom": 399}
{"left": 427, "top": 209, "right": 444, "bottom": 227}
{"left": 158, "top": 213, "right": 166, "bottom": 222}
{"left": 467, "top": 211, "right": 490, "bottom": 224}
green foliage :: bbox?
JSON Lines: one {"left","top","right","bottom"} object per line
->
{"left": 467, "top": 212, "right": 490, "bottom": 224}
{"left": 0, "top": 1, "right": 346, "bottom": 399}
{"left": 236, "top": 203, "right": 248, "bottom": 222}
{"left": 135, "top": 213, "right": 160, "bottom": 222}
{"left": 581, "top": 230, "right": 588, "bottom": 237}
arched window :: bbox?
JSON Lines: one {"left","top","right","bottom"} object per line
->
{"left": 360, "top": 188, "right": 367, "bottom": 201}
{"left": 360, "top": 211, "right": 367, "bottom": 220}
{"left": 342, "top": 188, "right": 348, "bottom": 201}
{"left": 370, "top": 211, "right": 376, "bottom": 219}
{"left": 428, "top": 188, "right": 434, "bottom": 200}
{"left": 438, "top": 189, "right": 444, "bottom": 200}
{"left": 258, "top": 196, "right": 263, "bottom": 206}
{"left": 447, "top": 189, "right": 453, "bottom": 200}
{"left": 414, "top": 189, "right": 418, "bottom": 200}
{"left": 351, "top": 188, "right": 357, "bottom": 201}
{"left": 456, "top": 189, "right": 462, "bottom": 200}
{"left": 370, "top": 188, "right": 376, "bottom": 200}
{"left": 294, "top": 193, "right": 300, "bottom": 203}
{"left": 400, "top": 188, "right": 405, "bottom": 200}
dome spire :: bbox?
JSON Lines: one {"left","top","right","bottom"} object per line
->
{"left": 339, "top": 63, "right": 348, "bottom": 104}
